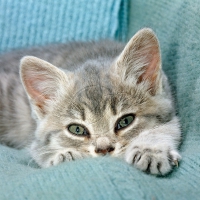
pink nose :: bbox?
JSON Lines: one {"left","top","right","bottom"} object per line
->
{"left": 95, "top": 146, "right": 115, "bottom": 155}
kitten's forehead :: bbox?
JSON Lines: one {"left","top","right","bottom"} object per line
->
{"left": 65, "top": 61, "right": 148, "bottom": 122}
{"left": 72, "top": 68, "right": 117, "bottom": 118}
{"left": 62, "top": 62, "right": 117, "bottom": 121}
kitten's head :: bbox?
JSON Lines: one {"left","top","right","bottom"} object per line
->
{"left": 20, "top": 28, "right": 174, "bottom": 167}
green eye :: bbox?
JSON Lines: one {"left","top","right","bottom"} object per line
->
{"left": 68, "top": 124, "right": 89, "bottom": 136}
{"left": 115, "top": 114, "right": 135, "bottom": 131}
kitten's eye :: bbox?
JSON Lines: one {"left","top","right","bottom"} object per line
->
{"left": 115, "top": 114, "right": 135, "bottom": 132}
{"left": 68, "top": 124, "right": 89, "bottom": 136}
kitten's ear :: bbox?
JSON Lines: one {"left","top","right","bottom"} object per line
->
{"left": 20, "top": 56, "right": 72, "bottom": 119}
{"left": 115, "top": 28, "right": 162, "bottom": 95}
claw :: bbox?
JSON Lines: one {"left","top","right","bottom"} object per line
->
{"left": 174, "top": 160, "right": 179, "bottom": 167}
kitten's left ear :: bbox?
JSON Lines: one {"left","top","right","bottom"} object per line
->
{"left": 115, "top": 28, "right": 162, "bottom": 95}
{"left": 20, "top": 56, "right": 73, "bottom": 119}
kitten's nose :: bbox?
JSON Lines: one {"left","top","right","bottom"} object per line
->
{"left": 95, "top": 137, "right": 115, "bottom": 155}
{"left": 95, "top": 146, "right": 115, "bottom": 155}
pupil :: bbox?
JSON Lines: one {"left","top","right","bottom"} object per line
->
{"left": 124, "top": 118, "right": 128, "bottom": 125}
{"left": 76, "top": 127, "right": 80, "bottom": 133}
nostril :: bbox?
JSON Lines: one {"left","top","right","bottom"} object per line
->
{"left": 95, "top": 146, "right": 115, "bottom": 154}
{"left": 95, "top": 148, "right": 100, "bottom": 153}
{"left": 108, "top": 147, "right": 115, "bottom": 152}
{"left": 95, "top": 148, "right": 106, "bottom": 154}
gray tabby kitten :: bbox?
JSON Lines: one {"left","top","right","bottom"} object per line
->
{"left": 0, "top": 28, "right": 181, "bottom": 175}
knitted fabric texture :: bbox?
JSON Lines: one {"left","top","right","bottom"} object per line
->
{"left": 1, "top": 0, "right": 200, "bottom": 199}
{"left": 0, "top": 0, "right": 128, "bottom": 53}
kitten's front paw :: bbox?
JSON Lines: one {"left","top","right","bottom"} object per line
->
{"left": 125, "top": 145, "right": 181, "bottom": 175}
{"left": 44, "top": 150, "right": 84, "bottom": 168}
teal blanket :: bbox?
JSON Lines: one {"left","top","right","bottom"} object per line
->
{"left": 0, "top": 0, "right": 200, "bottom": 199}
{"left": 0, "top": 0, "right": 128, "bottom": 53}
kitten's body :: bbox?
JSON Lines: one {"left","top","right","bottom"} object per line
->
{"left": 0, "top": 29, "right": 181, "bottom": 175}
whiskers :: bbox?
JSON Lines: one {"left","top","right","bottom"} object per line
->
{"left": 114, "top": 142, "right": 128, "bottom": 156}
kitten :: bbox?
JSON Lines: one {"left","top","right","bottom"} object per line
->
{"left": 0, "top": 28, "right": 181, "bottom": 175}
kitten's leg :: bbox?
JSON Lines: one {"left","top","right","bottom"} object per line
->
{"left": 124, "top": 117, "right": 181, "bottom": 175}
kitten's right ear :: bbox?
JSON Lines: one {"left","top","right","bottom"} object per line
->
{"left": 20, "top": 56, "right": 73, "bottom": 119}
{"left": 114, "top": 28, "right": 162, "bottom": 95}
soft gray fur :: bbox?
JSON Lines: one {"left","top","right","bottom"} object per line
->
{"left": 0, "top": 28, "right": 181, "bottom": 175}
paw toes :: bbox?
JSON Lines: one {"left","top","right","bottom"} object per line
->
{"left": 134, "top": 152, "right": 173, "bottom": 175}
{"left": 48, "top": 151, "right": 74, "bottom": 166}
{"left": 145, "top": 157, "right": 152, "bottom": 174}
{"left": 64, "top": 151, "right": 74, "bottom": 161}
{"left": 132, "top": 151, "right": 141, "bottom": 164}
{"left": 59, "top": 154, "right": 65, "bottom": 162}
{"left": 157, "top": 162, "right": 162, "bottom": 174}
{"left": 125, "top": 145, "right": 181, "bottom": 175}
{"left": 173, "top": 160, "right": 179, "bottom": 167}
{"left": 168, "top": 150, "right": 181, "bottom": 166}
{"left": 135, "top": 154, "right": 150, "bottom": 172}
